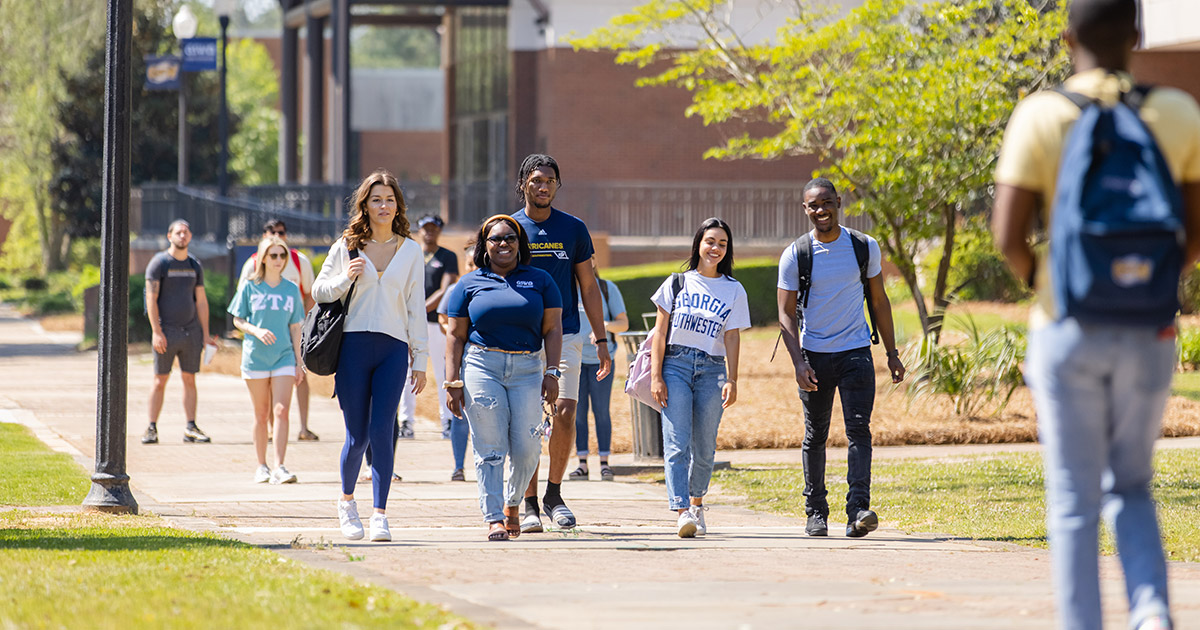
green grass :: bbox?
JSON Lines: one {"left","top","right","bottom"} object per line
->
{"left": 1172, "top": 371, "right": 1200, "bottom": 401}
{"left": 713, "top": 448, "right": 1200, "bottom": 562}
{"left": 0, "top": 422, "right": 91, "bottom": 505}
{"left": 0, "top": 424, "right": 473, "bottom": 629}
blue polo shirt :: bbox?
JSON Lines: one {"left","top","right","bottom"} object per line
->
{"left": 446, "top": 265, "right": 563, "bottom": 353}
{"left": 513, "top": 207, "right": 594, "bottom": 335}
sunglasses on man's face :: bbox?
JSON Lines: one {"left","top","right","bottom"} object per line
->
{"left": 269, "top": 230, "right": 286, "bottom": 236}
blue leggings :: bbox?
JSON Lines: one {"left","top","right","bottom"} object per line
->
{"left": 336, "top": 332, "right": 409, "bottom": 510}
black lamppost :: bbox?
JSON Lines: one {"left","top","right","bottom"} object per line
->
{"left": 83, "top": 0, "right": 137, "bottom": 515}
{"left": 216, "top": 0, "right": 233, "bottom": 198}
{"left": 172, "top": 5, "right": 198, "bottom": 185}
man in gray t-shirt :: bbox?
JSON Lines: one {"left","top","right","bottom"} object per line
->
{"left": 776, "top": 178, "right": 905, "bottom": 539}
{"left": 141, "top": 219, "right": 217, "bottom": 445}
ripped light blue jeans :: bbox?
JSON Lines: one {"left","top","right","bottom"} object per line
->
{"left": 461, "top": 344, "right": 545, "bottom": 523}
{"left": 661, "top": 345, "right": 727, "bottom": 511}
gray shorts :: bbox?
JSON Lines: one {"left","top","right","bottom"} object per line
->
{"left": 557, "top": 332, "right": 585, "bottom": 401}
{"left": 155, "top": 326, "right": 203, "bottom": 375}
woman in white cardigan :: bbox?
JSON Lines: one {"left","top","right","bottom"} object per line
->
{"left": 312, "top": 169, "right": 428, "bottom": 543}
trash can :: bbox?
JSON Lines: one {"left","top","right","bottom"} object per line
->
{"left": 619, "top": 331, "right": 663, "bottom": 463}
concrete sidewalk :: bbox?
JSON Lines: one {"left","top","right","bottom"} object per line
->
{"left": 3, "top": 307, "right": 1199, "bottom": 629}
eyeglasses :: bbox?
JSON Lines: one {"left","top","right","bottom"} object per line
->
{"left": 486, "top": 234, "right": 519, "bottom": 245}
{"left": 267, "top": 252, "right": 287, "bottom": 260}
{"left": 268, "top": 230, "right": 286, "bottom": 236}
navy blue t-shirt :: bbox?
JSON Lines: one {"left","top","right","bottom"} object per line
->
{"left": 513, "top": 207, "right": 594, "bottom": 335}
{"left": 446, "top": 265, "right": 563, "bottom": 352}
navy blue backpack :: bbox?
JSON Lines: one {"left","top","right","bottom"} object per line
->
{"left": 1050, "top": 85, "right": 1185, "bottom": 328}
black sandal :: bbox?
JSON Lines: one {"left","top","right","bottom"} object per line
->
{"left": 600, "top": 465, "right": 614, "bottom": 481}
{"left": 568, "top": 466, "right": 588, "bottom": 480}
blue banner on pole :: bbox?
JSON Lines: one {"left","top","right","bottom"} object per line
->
{"left": 144, "top": 55, "right": 181, "bottom": 90}
{"left": 181, "top": 37, "right": 218, "bottom": 72}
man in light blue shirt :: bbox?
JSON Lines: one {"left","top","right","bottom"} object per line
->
{"left": 776, "top": 177, "right": 905, "bottom": 539}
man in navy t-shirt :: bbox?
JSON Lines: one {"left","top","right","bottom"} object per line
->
{"left": 512, "top": 154, "right": 612, "bottom": 533}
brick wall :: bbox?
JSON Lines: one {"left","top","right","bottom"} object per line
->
{"left": 516, "top": 49, "right": 814, "bottom": 184}
{"left": 359, "top": 130, "right": 444, "bottom": 181}
{"left": 1131, "top": 50, "right": 1200, "bottom": 102}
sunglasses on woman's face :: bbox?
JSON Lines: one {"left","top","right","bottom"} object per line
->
{"left": 267, "top": 252, "right": 288, "bottom": 260}
{"left": 486, "top": 234, "right": 518, "bottom": 245}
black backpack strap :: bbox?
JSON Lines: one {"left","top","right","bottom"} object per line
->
{"left": 1121, "top": 84, "right": 1154, "bottom": 111}
{"left": 846, "top": 228, "right": 880, "bottom": 345}
{"left": 1052, "top": 86, "right": 1095, "bottom": 111}
{"left": 663, "top": 272, "right": 684, "bottom": 347}
{"left": 794, "top": 233, "right": 813, "bottom": 309}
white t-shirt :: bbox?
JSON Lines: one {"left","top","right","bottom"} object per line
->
{"left": 777, "top": 228, "right": 881, "bottom": 353}
{"left": 651, "top": 270, "right": 751, "bottom": 357}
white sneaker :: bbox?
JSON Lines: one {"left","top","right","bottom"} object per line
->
{"left": 270, "top": 465, "right": 297, "bottom": 485}
{"left": 253, "top": 465, "right": 270, "bottom": 484}
{"left": 369, "top": 513, "right": 391, "bottom": 542}
{"left": 677, "top": 510, "right": 698, "bottom": 538}
{"left": 338, "top": 499, "right": 364, "bottom": 540}
{"left": 690, "top": 505, "right": 708, "bottom": 536}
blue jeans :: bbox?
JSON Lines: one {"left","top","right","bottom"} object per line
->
{"left": 335, "top": 332, "right": 409, "bottom": 510}
{"left": 1025, "top": 318, "right": 1174, "bottom": 630}
{"left": 660, "top": 345, "right": 727, "bottom": 511}
{"left": 461, "top": 345, "right": 545, "bottom": 523}
{"left": 576, "top": 362, "right": 614, "bottom": 457}
{"left": 450, "top": 415, "right": 469, "bottom": 470}
{"left": 799, "top": 346, "right": 874, "bottom": 520}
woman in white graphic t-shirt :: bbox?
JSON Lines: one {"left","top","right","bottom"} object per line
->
{"left": 648, "top": 217, "right": 751, "bottom": 538}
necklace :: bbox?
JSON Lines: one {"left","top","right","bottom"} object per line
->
{"left": 369, "top": 235, "right": 397, "bottom": 245}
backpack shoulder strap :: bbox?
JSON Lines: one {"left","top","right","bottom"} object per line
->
{"left": 793, "top": 233, "right": 813, "bottom": 308}
{"left": 1122, "top": 84, "right": 1154, "bottom": 111}
{"left": 844, "top": 228, "right": 880, "bottom": 345}
{"left": 1052, "top": 86, "right": 1096, "bottom": 111}
{"left": 663, "top": 272, "right": 684, "bottom": 346}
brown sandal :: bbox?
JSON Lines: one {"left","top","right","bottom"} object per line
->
{"left": 487, "top": 521, "right": 509, "bottom": 541}
{"left": 503, "top": 506, "right": 521, "bottom": 539}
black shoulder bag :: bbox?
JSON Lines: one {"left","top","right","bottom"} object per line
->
{"left": 300, "top": 249, "right": 359, "bottom": 376}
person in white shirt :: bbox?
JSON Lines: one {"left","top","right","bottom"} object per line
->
{"left": 649, "top": 218, "right": 751, "bottom": 538}
{"left": 238, "top": 219, "right": 319, "bottom": 442}
{"left": 312, "top": 169, "right": 428, "bottom": 543}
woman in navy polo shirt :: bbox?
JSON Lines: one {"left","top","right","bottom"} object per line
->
{"left": 445, "top": 215, "right": 563, "bottom": 541}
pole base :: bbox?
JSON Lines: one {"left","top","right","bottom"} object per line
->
{"left": 82, "top": 473, "right": 138, "bottom": 515}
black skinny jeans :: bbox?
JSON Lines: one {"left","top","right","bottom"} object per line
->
{"left": 798, "top": 346, "right": 875, "bottom": 520}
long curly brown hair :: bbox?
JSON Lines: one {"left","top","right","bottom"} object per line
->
{"left": 343, "top": 169, "right": 409, "bottom": 250}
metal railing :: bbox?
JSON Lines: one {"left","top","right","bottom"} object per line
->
{"left": 135, "top": 181, "right": 872, "bottom": 245}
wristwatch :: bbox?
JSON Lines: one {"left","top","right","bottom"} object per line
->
{"left": 544, "top": 367, "right": 562, "bottom": 380}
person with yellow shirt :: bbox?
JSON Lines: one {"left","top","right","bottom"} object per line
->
{"left": 992, "top": 1, "right": 1200, "bottom": 628}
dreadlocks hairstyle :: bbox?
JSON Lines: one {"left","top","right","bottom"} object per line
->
{"left": 803, "top": 177, "right": 838, "bottom": 197}
{"left": 343, "top": 169, "right": 409, "bottom": 251}
{"left": 1068, "top": 0, "right": 1139, "bottom": 52}
{"left": 686, "top": 217, "right": 736, "bottom": 278}
{"left": 473, "top": 214, "right": 532, "bottom": 270}
{"left": 515, "top": 153, "right": 562, "bottom": 201}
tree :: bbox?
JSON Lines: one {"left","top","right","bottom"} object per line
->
{"left": 49, "top": 0, "right": 232, "bottom": 243}
{"left": 573, "top": 0, "right": 1069, "bottom": 337}
{"left": 0, "top": 0, "right": 104, "bottom": 272}
{"left": 227, "top": 38, "right": 281, "bottom": 186}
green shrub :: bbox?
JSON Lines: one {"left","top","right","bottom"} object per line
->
{"left": 923, "top": 225, "right": 1030, "bottom": 303}
{"left": 903, "top": 314, "right": 1026, "bottom": 418}
{"left": 1180, "top": 327, "right": 1200, "bottom": 370}
{"left": 28, "top": 292, "right": 75, "bottom": 315}
{"left": 609, "top": 256, "right": 780, "bottom": 331}
{"left": 21, "top": 276, "right": 47, "bottom": 291}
